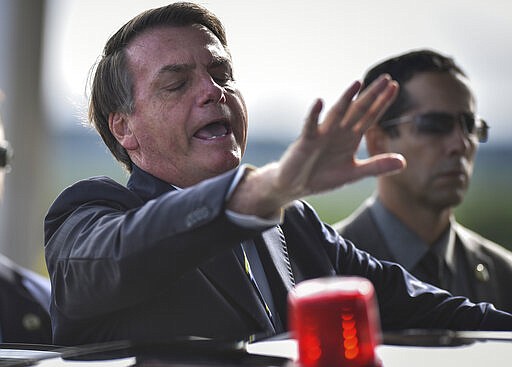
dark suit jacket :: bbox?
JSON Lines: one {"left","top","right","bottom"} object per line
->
{"left": 334, "top": 200, "right": 512, "bottom": 313}
{"left": 44, "top": 165, "right": 512, "bottom": 345}
{"left": 0, "top": 254, "right": 52, "bottom": 343}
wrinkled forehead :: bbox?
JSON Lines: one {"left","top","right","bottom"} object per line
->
{"left": 124, "top": 24, "right": 232, "bottom": 92}
{"left": 123, "top": 24, "right": 233, "bottom": 98}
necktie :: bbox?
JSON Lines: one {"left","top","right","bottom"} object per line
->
{"left": 277, "top": 226, "right": 295, "bottom": 288}
{"left": 260, "top": 226, "right": 295, "bottom": 290}
{"left": 240, "top": 243, "right": 273, "bottom": 320}
{"left": 238, "top": 241, "right": 279, "bottom": 331}
{"left": 416, "top": 250, "right": 443, "bottom": 288}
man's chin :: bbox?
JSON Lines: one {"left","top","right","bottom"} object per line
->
{"left": 430, "top": 192, "right": 465, "bottom": 209}
{"left": 207, "top": 153, "right": 242, "bottom": 174}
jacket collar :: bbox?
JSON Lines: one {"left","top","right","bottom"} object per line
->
{"left": 126, "top": 165, "right": 176, "bottom": 201}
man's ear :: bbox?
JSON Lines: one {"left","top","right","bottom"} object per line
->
{"left": 365, "top": 125, "right": 388, "bottom": 156}
{"left": 108, "top": 112, "right": 138, "bottom": 150}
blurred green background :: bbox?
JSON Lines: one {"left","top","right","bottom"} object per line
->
{"left": 49, "top": 132, "right": 512, "bottom": 253}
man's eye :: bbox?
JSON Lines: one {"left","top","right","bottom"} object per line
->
{"left": 212, "top": 73, "right": 234, "bottom": 86}
{"left": 165, "top": 81, "right": 186, "bottom": 92}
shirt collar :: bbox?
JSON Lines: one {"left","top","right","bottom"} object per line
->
{"left": 369, "top": 196, "right": 455, "bottom": 271}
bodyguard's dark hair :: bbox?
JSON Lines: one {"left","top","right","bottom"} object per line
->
{"left": 362, "top": 49, "right": 467, "bottom": 131}
{"left": 88, "top": 2, "right": 228, "bottom": 172}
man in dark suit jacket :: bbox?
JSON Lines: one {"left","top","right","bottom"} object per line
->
{"left": 0, "top": 105, "right": 52, "bottom": 344}
{"left": 334, "top": 49, "right": 512, "bottom": 313}
{"left": 0, "top": 254, "right": 52, "bottom": 343}
{"left": 44, "top": 4, "right": 512, "bottom": 345}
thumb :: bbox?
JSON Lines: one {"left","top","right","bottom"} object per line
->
{"left": 354, "top": 153, "right": 406, "bottom": 180}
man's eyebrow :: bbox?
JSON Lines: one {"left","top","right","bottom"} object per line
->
{"left": 151, "top": 64, "right": 194, "bottom": 88}
{"left": 209, "top": 56, "right": 232, "bottom": 69}
{"left": 156, "top": 63, "right": 195, "bottom": 76}
{"left": 155, "top": 57, "right": 231, "bottom": 76}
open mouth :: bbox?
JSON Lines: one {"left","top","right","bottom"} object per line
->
{"left": 194, "top": 121, "right": 232, "bottom": 140}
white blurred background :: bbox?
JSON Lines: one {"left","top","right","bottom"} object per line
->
{"left": 44, "top": 0, "right": 512, "bottom": 141}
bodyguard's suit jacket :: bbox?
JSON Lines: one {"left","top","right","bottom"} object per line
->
{"left": 0, "top": 254, "right": 52, "bottom": 343}
{"left": 334, "top": 201, "right": 512, "bottom": 313}
{"left": 44, "top": 166, "right": 512, "bottom": 345}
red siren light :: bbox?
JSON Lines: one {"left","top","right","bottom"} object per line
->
{"left": 288, "top": 276, "right": 382, "bottom": 367}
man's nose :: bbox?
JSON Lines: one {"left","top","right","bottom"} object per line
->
{"left": 197, "top": 75, "right": 226, "bottom": 106}
{"left": 446, "top": 121, "right": 474, "bottom": 154}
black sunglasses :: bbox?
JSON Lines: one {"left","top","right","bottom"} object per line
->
{"left": 0, "top": 140, "right": 13, "bottom": 168}
{"left": 380, "top": 112, "right": 489, "bottom": 143}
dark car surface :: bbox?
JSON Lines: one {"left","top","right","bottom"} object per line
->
{"left": 1, "top": 331, "right": 511, "bottom": 367}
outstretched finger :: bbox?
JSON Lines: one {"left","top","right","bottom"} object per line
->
{"left": 322, "top": 80, "right": 361, "bottom": 132}
{"left": 353, "top": 80, "right": 399, "bottom": 132}
{"left": 301, "top": 98, "right": 324, "bottom": 139}
{"left": 342, "top": 74, "right": 394, "bottom": 129}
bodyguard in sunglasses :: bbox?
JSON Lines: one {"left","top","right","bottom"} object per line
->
{"left": 335, "top": 49, "right": 512, "bottom": 313}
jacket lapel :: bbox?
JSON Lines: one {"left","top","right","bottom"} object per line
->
{"left": 198, "top": 245, "right": 275, "bottom": 333}
{"left": 343, "top": 201, "right": 395, "bottom": 261}
{"left": 455, "top": 226, "right": 500, "bottom": 304}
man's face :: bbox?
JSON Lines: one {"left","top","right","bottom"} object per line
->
{"left": 115, "top": 25, "right": 248, "bottom": 187}
{"left": 381, "top": 71, "right": 478, "bottom": 210}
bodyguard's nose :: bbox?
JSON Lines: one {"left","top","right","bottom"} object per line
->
{"left": 447, "top": 121, "right": 473, "bottom": 154}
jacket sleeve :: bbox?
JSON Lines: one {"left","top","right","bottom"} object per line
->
{"left": 283, "top": 200, "right": 512, "bottom": 331}
{"left": 44, "top": 168, "right": 261, "bottom": 319}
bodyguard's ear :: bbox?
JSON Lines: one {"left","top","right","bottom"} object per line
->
{"left": 365, "top": 125, "right": 388, "bottom": 156}
{"left": 108, "top": 112, "right": 138, "bottom": 150}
